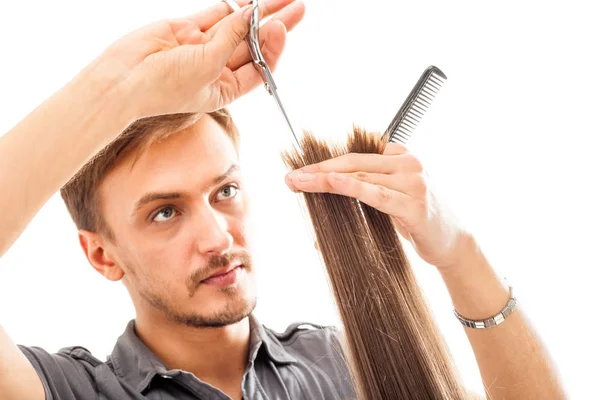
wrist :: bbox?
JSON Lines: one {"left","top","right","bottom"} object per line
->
{"left": 437, "top": 235, "right": 511, "bottom": 321}
{"left": 435, "top": 231, "right": 481, "bottom": 273}
{"left": 44, "top": 59, "right": 140, "bottom": 164}
{"left": 71, "top": 57, "right": 140, "bottom": 124}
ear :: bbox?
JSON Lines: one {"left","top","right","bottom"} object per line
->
{"left": 78, "top": 230, "right": 124, "bottom": 282}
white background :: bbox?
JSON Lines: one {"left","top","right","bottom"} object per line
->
{"left": 0, "top": 1, "right": 598, "bottom": 398}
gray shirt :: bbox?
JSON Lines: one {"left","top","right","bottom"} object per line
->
{"left": 18, "top": 315, "right": 357, "bottom": 399}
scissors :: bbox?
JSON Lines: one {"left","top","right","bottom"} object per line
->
{"left": 222, "top": 0, "right": 302, "bottom": 150}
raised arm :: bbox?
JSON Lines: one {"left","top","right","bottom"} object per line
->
{"left": 0, "top": 2, "right": 304, "bottom": 398}
{"left": 438, "top": 233, "right": 565, "bottom": 399}
{"left": 285, "top": 141, "right": 567, "bottom": 399}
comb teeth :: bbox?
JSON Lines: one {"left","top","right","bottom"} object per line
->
{"left": 384, "top": 66, "right": 447, "bottom": 144}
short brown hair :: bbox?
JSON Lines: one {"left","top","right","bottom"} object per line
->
{"left": 60, "top": 108, "right": 239, "bottom": 240}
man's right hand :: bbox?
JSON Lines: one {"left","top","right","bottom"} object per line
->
{"left": 93, "top": 0, "right": 305, "bottom": 118}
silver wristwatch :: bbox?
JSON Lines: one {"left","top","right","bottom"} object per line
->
{"left": 453, "top": 286, "right": 517, "bottom": 329}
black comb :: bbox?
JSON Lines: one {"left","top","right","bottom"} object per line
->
{"left": 383, "top": 65, "right": 447, "bottom": 144}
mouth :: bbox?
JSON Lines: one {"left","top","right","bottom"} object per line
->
{"left": 201, "top": 263, "right": 244, "bottom": 288}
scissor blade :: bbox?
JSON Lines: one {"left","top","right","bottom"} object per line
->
{"left": 221, "top": 0, "right": 302, "bottom": 152}
{"left": 272, "top": 89, "right": 301, "bottom": 149}
{"left": 261, "top": 66, "right": 302, "bottom": 149}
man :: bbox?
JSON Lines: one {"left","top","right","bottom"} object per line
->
{"left": 0, "top": 1, "right": 566, "bottom": 399}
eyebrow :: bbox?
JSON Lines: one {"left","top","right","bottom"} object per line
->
{"left": 131, "top": 163, "right": 240, "bottom": 218}
{"left": 213, "top": 163, "right": 240, "bottom": 188}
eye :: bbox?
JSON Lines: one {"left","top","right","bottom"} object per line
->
{"left": 215, "top": 184, "right": 239, "bottom": 202}
{"left": 152, "top": 206, "right": 178, "bottom": 223}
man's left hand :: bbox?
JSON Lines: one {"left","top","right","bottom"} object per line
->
{"left": 284, "top": 143, "right": 472, "bottom": 271}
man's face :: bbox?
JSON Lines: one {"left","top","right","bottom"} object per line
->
{"left": 97, "top": 115, "right": 256, "bottom": 328}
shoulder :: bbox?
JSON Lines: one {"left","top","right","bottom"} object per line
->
{"left": 20, "top": 344, "right": 104, "bottom": 370}
{"left": 262, "top": 321, "right": 356, "bottom": 398}
{"left": 265, "top": 321, "right": 344, "bottom": 351}
{"left": 18, "top": 345, "right": 106, "bottom": 398}
{"left": 263, "top": 321, "right": 350, "bottom": 372}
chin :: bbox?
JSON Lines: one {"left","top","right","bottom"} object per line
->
{"left": 180, "top": 293, "right": 257, "bottom": 329}
{"left": 184, "top": 278, "right": 257, "bottom": 328}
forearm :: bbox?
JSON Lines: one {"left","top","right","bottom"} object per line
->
{"left": 439, "top": 235, "right": 566, "bottom": 399}
{"left": 0, "top": 60, "right": 136, "bottom": 256}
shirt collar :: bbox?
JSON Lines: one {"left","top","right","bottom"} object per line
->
{"left": 248, "top": 314, "right": 297, "bottom": 365}
{"left": 109, "top": 314, "right": 296, "bottom": 393}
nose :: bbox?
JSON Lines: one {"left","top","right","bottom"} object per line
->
{"left": 194, "top": 207, "right": 234, "bottom": 256}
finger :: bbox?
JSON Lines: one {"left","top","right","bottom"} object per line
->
{"left": 203, "top": 5, "right": 254, "bottom": 73}
{"left": 226, "top": 21, "right": 278, "bottom": 70}
{"left": 347, "top": 171, "right": 427, "bottom": 199}
{"left": 206, "top": 0, "right": 301, "bottom": 42}
{"left": 191, "top": 0, "right": 250, "bottom": 31}
{"left": 330, "top": 174, "right": 423, "bottom": 230}
{"left": 384, "top": 142, "right": 409, "bottom": 156}
{"left": 296, "top": 171, "right": 414, "bottom": 218}
{"left": 208, "top": 0, "right": 304, "bottom": 38}
{"left": 226, "top": 1, "right": 305, "bottom": 70}
{"left": 217, "top": 20, "right": 286, "bottom": 103}
{"left": 286, "top": 171, "right": 426, "bottom": 199}
{"left": 270, "top": 0, "right": 305, "bottom": 32}
{"left": 342, "top": 171, "right": 427, "bottom": 198}
{"left": 191, "top": 0, "right": 296, "bottom": 32}
{"left": 284, "top": 172, "right": 420, "bottom": 236}
{"left": 296, "top": 152, "right": 410, "bottom": 175}
{"left": 168, "top": 19, "right": 211, "bottom": 45}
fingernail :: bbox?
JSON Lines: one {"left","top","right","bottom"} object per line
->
{"left": 297, "top": 172, "right": 315, "bottom": 182}
{"left": 284, "top": 179, "right": 297, "bottom": 192}
{"left": 287, "top": 170, "right": 299, "bottom": 180}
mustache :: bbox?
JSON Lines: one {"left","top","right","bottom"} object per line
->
{"left": 186, "top": 251, "right": 252, "bottom": 297}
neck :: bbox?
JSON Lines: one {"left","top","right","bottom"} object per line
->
{"left": 134, "top": 312, "right": 251, "bottom": 389}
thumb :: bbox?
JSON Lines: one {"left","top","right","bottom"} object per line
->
{"left": 205, "top": 4, "right": 253, "bottom": 71}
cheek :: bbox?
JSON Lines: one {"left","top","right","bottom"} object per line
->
{"left": 129, "top": 237, "right": 193, "bottom": 287}
{"left": 233, "top": 227, "right": 248, "bottom": 249}
{"left": 229, "top": 210, "right": 250, "bottom": 248}
{"left": 138, "top": 219, "right": 196, "bottom": 256}
{"left": 237, "top": 203, "right": 262, "bottom": 251}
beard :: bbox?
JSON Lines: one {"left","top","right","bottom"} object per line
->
{"left": 138, "top": 250, "right": 257, "bottom": 328}
{"left": 144, "top": 288, "right": 257, "bottom": 328}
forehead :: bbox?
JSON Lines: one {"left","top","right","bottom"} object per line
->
{"left": 99, "top": 115, "right": 239, "bottom": 216}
